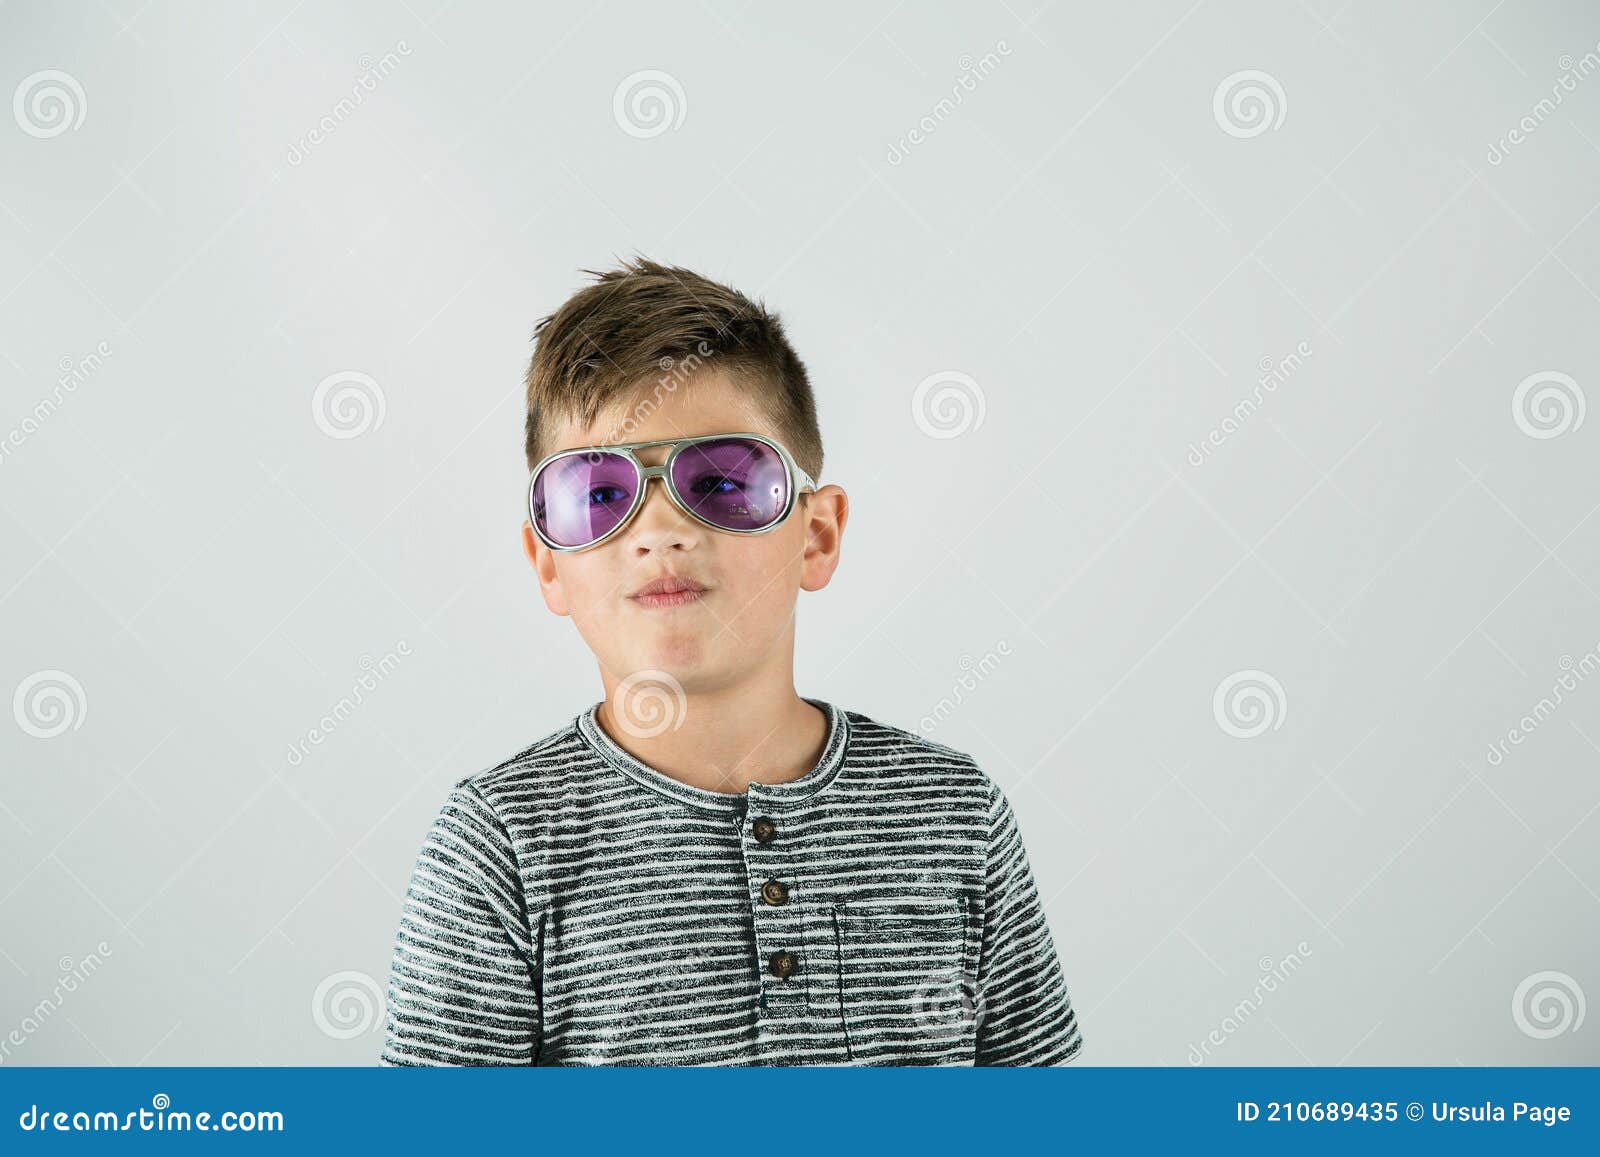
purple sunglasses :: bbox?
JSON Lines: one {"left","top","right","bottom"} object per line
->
{"left": 527, "top": 431, "right": 818, "bottom": 552}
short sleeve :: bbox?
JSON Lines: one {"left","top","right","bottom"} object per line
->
{"left": 973, "top": 782, "right": 1084, "bottom": 1065}
{"left": 380, "top": 783, "right": 542, "bottom": 1065}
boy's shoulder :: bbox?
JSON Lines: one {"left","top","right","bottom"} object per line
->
{"left": 838, "top": 704, "right": 999, "bottom": 796}
{"left": 841, "top": 704, "right": 977, "bottom": 759}
{"left": 447, "top": 710, "right": 588, "bottom": 802}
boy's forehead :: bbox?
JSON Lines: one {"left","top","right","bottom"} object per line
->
{"left": 554, "top": 371, "right": 772, "bottom": 450}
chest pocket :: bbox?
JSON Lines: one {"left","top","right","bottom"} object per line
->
{"left": 830, "top": 892, "right": 979, "bottom": 1065}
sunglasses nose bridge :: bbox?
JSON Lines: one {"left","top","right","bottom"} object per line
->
{"left": 635, "top": 463, "right": 673, "bottom": 509}
{"left": 628, "top": 462, "right": 691, "bottom": 528}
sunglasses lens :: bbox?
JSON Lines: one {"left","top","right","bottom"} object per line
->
{"left": 531, "top": 451, "right": 638, "bottom": 548}
{"left": 669, "top": 437, "right": 791, "bottom": 532}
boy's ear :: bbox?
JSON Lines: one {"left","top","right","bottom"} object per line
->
{"left": 798, "top": 484, "right": 849, "bottom": 593}
{"left": 522, "top": 522, "right": 571, "bottom": 617}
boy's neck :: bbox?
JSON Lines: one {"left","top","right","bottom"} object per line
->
{"left": 595, "top": 679, "right": 829, "bottom": 797}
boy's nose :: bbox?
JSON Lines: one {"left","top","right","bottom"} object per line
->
{"left": 628, "top": 471, "right": 701, "bottom": 549}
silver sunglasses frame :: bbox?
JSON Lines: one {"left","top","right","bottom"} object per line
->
{"left": 526, "top": 431, "right": 819, "bottom": 553}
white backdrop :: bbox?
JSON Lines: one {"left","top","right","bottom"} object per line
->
{"left": 1, "top": 0, "right": 1597, "bottom": 1065}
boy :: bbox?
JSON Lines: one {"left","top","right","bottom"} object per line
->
{"left": 380, "top": 258, "right": 1083, "bottom": 1066}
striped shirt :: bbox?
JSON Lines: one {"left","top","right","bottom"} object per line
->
{"left": 380, "top": 697, "right": 1083, "bottom": 1066}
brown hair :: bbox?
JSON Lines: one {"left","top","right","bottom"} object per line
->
{"left": 523, "top": 257, "right": 823, "bottom": 479}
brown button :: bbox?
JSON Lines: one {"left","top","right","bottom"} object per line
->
{"left": 752, "top": 816, "right": 777, "bottom": 843}
{"left": 760, "top": 879, "right": 789, "bottom": 906}
{"left": 767, "top": 950, "right": 798, "bottom": 978}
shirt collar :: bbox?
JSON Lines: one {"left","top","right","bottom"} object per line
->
{"left": 575, "top": 697, "right": 850, "bottom": 813}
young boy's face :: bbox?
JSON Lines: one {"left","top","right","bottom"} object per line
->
{"left": 522, "top": 369, "right": 846, "bottom": 694}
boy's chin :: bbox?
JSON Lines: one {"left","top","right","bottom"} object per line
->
{"left": 616, "top": 636, "right": 714, "bottom": 681}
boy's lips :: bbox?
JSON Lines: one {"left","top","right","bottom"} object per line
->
{"left": 628, "top": 575, "right": 710, "bottom": 609}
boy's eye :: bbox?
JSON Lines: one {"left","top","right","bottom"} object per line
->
{"left": 588, "top": 484, "right": 630, "bottom": 506}
{"left": 689, "top": 473, "right": 743, "bottom": 496}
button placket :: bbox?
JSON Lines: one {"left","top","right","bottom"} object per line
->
{"left": 742, "top": 794, "right": 806, "bottom": 1017}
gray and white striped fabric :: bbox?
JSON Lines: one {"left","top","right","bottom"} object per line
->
{"left": 381, "top": 698, "right": 1083, "bottom": 1066}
